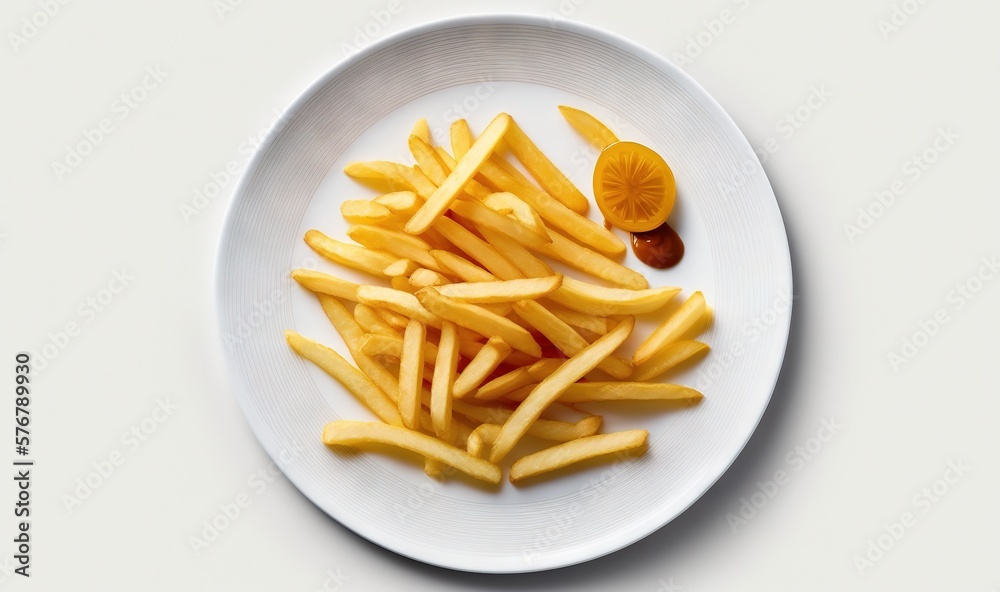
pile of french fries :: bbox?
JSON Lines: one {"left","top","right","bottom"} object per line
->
{"left": 286, "top": 108, "right": 711, "bottom": 485}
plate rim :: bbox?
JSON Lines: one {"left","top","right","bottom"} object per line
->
{"left": 215, "top": 12, "right": 793, "bottom": 574}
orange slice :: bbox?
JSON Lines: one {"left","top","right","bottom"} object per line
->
{"left": 593, "top": 141, "right": 676, "bottom": 233}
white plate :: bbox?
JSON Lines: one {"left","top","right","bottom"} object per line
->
{"left": 216, "top": 14, "right": 792, "bottom": 573}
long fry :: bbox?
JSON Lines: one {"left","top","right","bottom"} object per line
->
{"left": 504, "top": 118, "right": 590, "bottom": 214}
{"left": 509, "top": 430, "right": 647, "bottom": 484}
{"left": 514, "top": 301, "right": 632, "bottom": 379}
{"left": 431, "top": 321, "right": 459, "bottom": 435}
{"left": 415, "top": 288, "right": 541, "bottom": 357}
{"left": 505, "top": 382, "right": 703, "bottom": 403}
{"left": 398, "top": 320, "right": 426, "bottom": 429}
{"left": 452, "top": 337, "right": 511, "bottom": 398}
{"left": 633, "top": 292, "right": 707, "bottom": 365}
{"left": 291, "top": 269, "right": 360, "bottom": 301}
{"left": 631, "top": 340, "right": 710, "bottom": 382}
{"left": 304, "top": 230, "right": 396, "bottom": 277}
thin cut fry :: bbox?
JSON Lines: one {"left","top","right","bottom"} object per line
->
{"left": 431, "top": 249, "right": 498, "bottom": 282}
{"left": 450, "top": 199, "right": 551, "bottom": 249}
{"left": 557, "top": 105, "right": 620, "bottom": 149}
{"left": 435, "top": 276, "right": 562, "bottom": 304}
{"left": 506, "top": 382, "right": 703, "bottom": 403}
{"left": 431, "top": 321, "right": 459, "bottom": 435}
{"left": 451, "top": 401, "right": 601, "bottom": 442}
{"left": 548, "top": 277, "right": 679, "bottom": 315}
{"left": 631, "top": 340, "right": 710, "bottom": 381}
{"left": 509, "top": 430, "right": 647, "bottom": 484}
{"left": 304, "top": 230, "right": 396, "bottom": 277}
{"left": 514, "top": 301, "right": 632, "bottom": 379}
{"left": 353, "top": 303, "right": 401, "bottom": 338}
{"left": 406, "top": 113, "right": 511, "bottom": 233}
{"left": 285, "top": 331, "right": 401, "bottom": 426}
{"left": 347, "top": 225, "right": 440, "bottom": 271}
{"left": 358, "top": 333, "right": 438, "bottom": 362}
{"left": 633, "top": 291, "right": 707, "bottom": 365}
{"left": 291, "top": 269, "right": 359, "bottom": 301}
{"left": 340, "top": 200, "right": 393, "bottom": 225}
{"left": 356, "top": 285, "right": 441, "bottom": 328}
{"left": 543, "top": 301, "right": 609, "bottom": 335}
{"left": 316, "top": 295, "right": 400, "bottom": 402}
{"left": 374, "top": 191, "right": 421, "bottom": 216}
{"left": 477, "top": 226, "right": 554, "bottom": 278}
{"left": 452, "top": 337, "right": 511, "bottom": 398}
{"left": 398, "top": 320, "right": 426, "bottom": 429}
{"left": 415, "top": 288, "right": 541, "bottom": 357}
{"left": 410, "top": 118, "right": 431, "bottom": 144}
{"left": 505, "top": 118, "right": 590, "bottom": 214}
{"left": 489, "top": 318, "right": 635, "bottom": 463}
{"left": 382, "top": 259, "right": 420, "bottom": 278}
{"left": 409, "top": 268, "right": 450, "bottom": 289}
{"left": 344, "top": 161, "right": 437, "bottom": 197}
{"left": 323, "top": 420, "right": 500, "bottom": 484}
{"left": 432, "top": 217, "right": 524, "bottom": 280}
{"left": 409, "top": 134, "right": 492, "bottom": 200}
{"left": 534, "top": 229, "right": 649, "bottom": 289}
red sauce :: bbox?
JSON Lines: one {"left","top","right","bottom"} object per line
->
{"left": 631, "top": 222, "right": 684, "bottom": 269}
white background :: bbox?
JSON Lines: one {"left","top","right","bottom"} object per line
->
{"left": 2, "top": 0, "right": 998, "bottom": 590}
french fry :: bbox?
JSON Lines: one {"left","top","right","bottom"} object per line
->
{"left": 373, "top": 306, "right": 410, "bottom": 331}
{"left": 431, "top": 321, "right": 459, "bottom": 435}
{"left": 323, "top": 420, "right": 500, "bottom": 484}
{"left": 390, "top": 276, "right": 416, "bottom": 293}
{"left": 450, "top": 119, "right": 473, "bottom": 159}
{"left": 504, "top": 118, "right": 590, "bottom": 214}
{"left": 534, "top": 229, "right": 649, "bottom": 289}
{"left": 304, "top": 230, "right": 396, "bottom": 277}
{"left": 509, "top": 430, "right": 647, "bottom": 484}
{"left": 506, "top": 382, "right": 702, "bottom": 403}
{"left": 291, "top": 269, "right": 360, "bottom": 301}
{"left": 406, "top": 113, "right": 511, "bottom": 234}
{"left": 347, "top": 225, "right": 440, "bottom": 271}
{"left": 633, "top": 292, "right": 707, "bottom": 365}
{"left": 557, "top": 105, "right": 620, "bottom": 149}
{"left": 356, "top": 285, "right": 441, "bottom": 328}
{"left": 285, "top": 331, "right": 402, "bottom": 426}
{"left": 449, "top": 199, "right": 551, "bottom": 249}
{"left": 477, "top": 225, "right": 554, "bottom": 279}
{"left": 382, "top": 259, "right": 420, "bottom": 278}
{"left": 548, "top": 277, "right": 679, "bottom": 315}
{"left": 452, "top": 337, "right": 511, "bottom": 398}
{"left": 358, "top": 333, "right": 439, "bottom": 362}
{"left": 514, "top": 301, "right": 632, "bottom": 379}
{"left": 434, "top": 275, "right": 562, "bottom": 304}
{"left": 410, "top": 118, "right": 431, "bottom": 144}
{"left": 353, "top": 303, "right": 401, "bottom": 338}
{"left": 415, "top": 288, "right": 541, "bottom": 357}
{"left": 398, "top": 320, "right": 425, "bottom": 429}
{"left": 474, "top": 366, "right": 536, "bottom": 401}
{"left": 482, "top": 192, "right": 548, "bottom": 236}
{"left": 451, "top": 400, "right": 601, "bottom": 442}
{"left": 408, "top": 268, "right": 450, "bottom": 289}
{"left": 409, "top": 134, "right": 492, "bottom": 200}
{"left": 316, "top": 295, "right": 400, "bottom": 402}
{"left": 340, "top": 200, "right": 393, "bottom": 225}
{"left": 430, "top": 249, "right": 498, "bottom": 282}
{"left": 374, "top": 191, "right": 421, "bottom": 216}
{"left": 631, "top": 340, "right": 710, "bottom": 381}
{"left": 344, "top": 161, "right": 437, "bottom": 198}
{"left": 489, "top": 318, "right": 635, "bottom": 463}
{"left": 543, "top": 301, "right": 609, "bottom": 335}
{"left": 525, "top": 358, "right": 565, "bottom": 382}
{"left": 431, "top": 217, "right": 524, "bottom": 280}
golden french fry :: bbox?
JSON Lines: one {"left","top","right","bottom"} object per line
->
{"left": 505, "top": 118, "right": 590, "bottom": 214}
{"left": 406, "top": 113, "right": 511, "bottom": 233}
{"left": 409, "top": 134, "right": 492, "bottom": 200}
{"left": 449, "top": 119, "right": 473, "bottom": 159}
{"left": 431, "top": 321, "right": 459, "bottom": 435}
{"left": 543, "top": 301, "right": 609, "bottom": 335}
{"left": 304, "top": 230, "right": 397, "bottom": 277}
{"left": 373, "top": 306, "right": 410, "bottom": 330}
{"left": 525, "top": 358, "right": 564, "bottom": 382}
{"left": 291, "top": 269, "right": 360, "bottom": 301}
{"left": 632, "top": 340, "right": 710, "bottom": 381}
{"left": 344, "top": 161, "right": 436, "bottom": 198}
{"left": 374, "top": 191, "right": 421, "bottom": 216}
{"left": 358, "top": 333, "right": 439, "bottom": 362}
{"left": 410, "top": 118, "right": 431, "bottom": 144}
{"left": 474, "top": 359, "right": 559, "bottom": 401}
{"left": 430, "top": 249, "right": 498, "bottom": 282}
{"left": 468, "top": 414, "right": 603, "bottom": 460}
{"left": 557, "top": 105, "right": 620, "bottom": 149}
{"left": 347, "top": 225, "right": 440, "bottom": 271}
{"left": 340, "top": 200, "right": 393, "bottom": 225}
{"left": 415, "top": 288, "right": 541, "bottom": 357}
{"left": 451, "top": 400, "right": 600, "bottom": 442}
{"left": 434, "top": 275, "right": 562, "bottom": 304}
{"left": 489, "top": 318, "right": 634, "bottom": 463}
{"left": 353, "top": 303, "right": 401, "bottom": 338}
{"left": 453, "top": 337, "right": 511, "bottom": 398}
{"left": 398, "top": 320, "right": 426, "bottom": 429}
{"left": 477, "top": 226, "right": 554, "bottom": 279}
{"left": 432, "top": 217, "right": 524, "bottom": 280}
{"left": 506, "top": 382, "right": 702, "bottom": 403}
{"left": 285, "top": 331, "right": 402, "bottom": 426}
{"left": 356, "top": 285, "right": 441, "bottom": 328}
{"left": 509, "top": 429, "right": 647, "bottom": 484}
{"left": 316, "top": 295, "right": 400, "bottom": 402}
{"left": 323, "top": 420, "right": 500, "bottom": 484}
{"left": 482, "top": 192, "right": 548, "bottom": 236}
{"left": 390, "top": 276, "right": 416, "bottom": 293}
{"left": 409, "top": 268, "right": 450, "bottom": 289}
{"left": 514, "top": 301, "right": 632, "bottom": 379}
{"left": 382, "top": 259, "right": 420, "bottom": 278}
{"left": 633, "top": 292, "right": 707, "bottom": 365}
{"left": 450, "top": 199, "right": 551, "bottom": 249}
{"left": 534, "top": 229, "right": 649, "bottom": 289}
{"left": 548, "top": 277, "right": 679, "bottom": 315}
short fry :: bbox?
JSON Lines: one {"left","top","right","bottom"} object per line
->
{"left": 557, "top": 105, "right": 620, "bottom": 149}
{"left": 398, "top": 320, "right": 426, "bottom": 429}
{"left": 633, "top": 291, "right": 707, "bottom": 365}
{"left": 631, "top": 340, "right": 709, "bottom": 382}
{"left": 452, "top": 336, "right": 511, "bottom": 398}
{"left": 304, "top": 230, "right": 396, "bottom": 277}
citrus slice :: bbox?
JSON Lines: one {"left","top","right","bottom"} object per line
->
{"left": 593, "top": 141, "right": 676, "bottom": 233}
